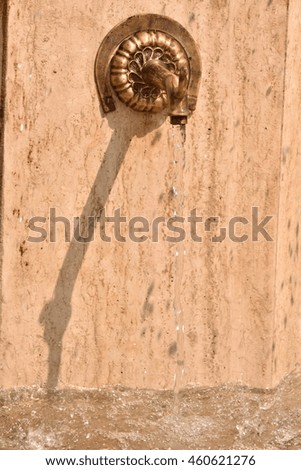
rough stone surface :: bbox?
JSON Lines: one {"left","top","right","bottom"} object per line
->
{"left": 0, "top": 0, "right": 298, "bottom": 390}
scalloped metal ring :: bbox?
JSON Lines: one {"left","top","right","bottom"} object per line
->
{"left": 110, "top": 31, "right": 190, "bottom": 113}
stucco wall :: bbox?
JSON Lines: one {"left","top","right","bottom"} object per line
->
{"left": 0, "top": 0, "right": 299, "bottom": 390}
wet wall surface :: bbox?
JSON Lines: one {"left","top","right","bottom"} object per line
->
{"left": 1, "top": 372, "right": 301, "bottom": 449}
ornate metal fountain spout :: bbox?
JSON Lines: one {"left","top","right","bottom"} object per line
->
{"left": 95, "top": 15, "right": 201, "bottom": 125}
{"left": 141, "top": 58, "right": 189, "bottom": 124}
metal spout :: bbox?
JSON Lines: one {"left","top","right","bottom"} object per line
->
{"left": 95, "top": 15, "right": 201, "bottom": 124}
{"left": 142, "top": 60, "right": 189, "bottom": 125}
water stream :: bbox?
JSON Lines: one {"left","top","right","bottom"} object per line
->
{"left": 168, "top": 124, "right": 186, "bottom": 410}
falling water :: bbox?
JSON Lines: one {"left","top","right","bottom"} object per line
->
{"left": 168, "top": 123, "right": 186, "bottom": 410}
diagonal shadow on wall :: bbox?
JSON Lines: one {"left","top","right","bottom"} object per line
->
{"left": 39, "top": 109, "right": 164, "bottom": 389}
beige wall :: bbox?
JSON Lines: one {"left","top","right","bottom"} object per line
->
{"left": 273, "top": 0, "right": 301, "bottom": 387}
{"left": 0, "top": 0, "right": 8, "bottom": 359}
{"left": 0, "top": 0, "right": 299, "bottom": 390}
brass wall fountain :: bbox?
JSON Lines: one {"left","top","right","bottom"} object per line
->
{"left": 95, "top": 14, "right": 201, "bottom": 124}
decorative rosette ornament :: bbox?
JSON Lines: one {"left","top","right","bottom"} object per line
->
{"left": 110, "top": 31, "right": 190, "bottom": 113}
